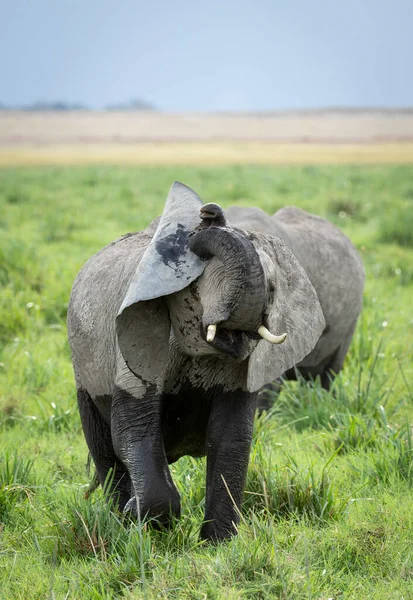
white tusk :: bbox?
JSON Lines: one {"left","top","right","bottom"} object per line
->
{"left": 206, "top": 324, "right": 217, "bottom": 342}
{"left": 258, "top": 325, "right": 287, "bottom": 345}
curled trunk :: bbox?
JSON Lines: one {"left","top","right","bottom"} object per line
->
{"left": 189, "top": 226, "right": 266, "bottom": 330}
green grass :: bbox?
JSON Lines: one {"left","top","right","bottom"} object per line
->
{"left": 1, "top": 164, "right": 413, "bottom": 598}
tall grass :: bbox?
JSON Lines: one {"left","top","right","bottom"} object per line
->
{"left": 245, "top": 446, "right": 350, "bottom": 522}
{"left": 0, "top": 452, "right": 35, "bottom": 523}
{"left": 379, "top": 201, "right": 413, "bottom": 247}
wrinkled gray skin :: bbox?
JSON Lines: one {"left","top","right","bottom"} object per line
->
{"left": 224, "top": 205, "right": 365, "bottom": 409}
{"left": 67, "top": 182, "right": 359, "bottom": 542}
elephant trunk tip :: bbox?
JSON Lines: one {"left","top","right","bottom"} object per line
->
{"left": 199, "top": 203, "right": 227, "bottom": 229}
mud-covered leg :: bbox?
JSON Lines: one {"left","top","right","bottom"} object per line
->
{"left": 77, "top": 387, "right": 132, "bottom": 510}
{"left": 111, "top": 384, "right": 181, "bottom": 526}
{"left": 200, "top": 389, "right": 256, "bottom": 542}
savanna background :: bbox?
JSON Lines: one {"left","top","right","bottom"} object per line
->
{"left": 1, "top": 1, "right": 413, "bottom": 598}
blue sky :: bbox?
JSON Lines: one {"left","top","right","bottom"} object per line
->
{"left": 1, "top": 0, "right": 412, "bottom": 111}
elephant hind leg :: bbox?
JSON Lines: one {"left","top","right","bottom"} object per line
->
{"left": 320, "top": 320, "right": 359, "bottom": 390}
{"left": 284, "top": 347, "right": 344, "bottom": 391}
{"left": 320, "top": 338, "right": 355, "bottom": 390}
{"left": 290, "top": 347, "right": 343, "bottom": 391}
{"left": 257, "top": 350, "right": 341, "bottom": 412}
{"left": 77, "top": 387, "right": 132, "bottom": 511}
{"left": 256, "top": 379, "right": 283, "bottom": 413}
{"left": 319, "top": 347, "right": 342, "bottom": 390}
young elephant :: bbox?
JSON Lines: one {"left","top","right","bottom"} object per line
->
{"left": 68, "top": 182, "right": 330, "bottom": 542}
{"left": 224, "top": 205, "right": 365, "bottom": 409}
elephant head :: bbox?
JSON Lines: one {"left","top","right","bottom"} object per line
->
{"left": 116, "top": 182, "right": 325, "bottom": 393}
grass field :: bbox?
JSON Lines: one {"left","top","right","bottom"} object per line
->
{"left": 1, "top": 164, "right": 413, "bottom": 599}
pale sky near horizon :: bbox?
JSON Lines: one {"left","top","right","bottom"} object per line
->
{"left": 1, "top": 0, "right": 412, "bottom": 111}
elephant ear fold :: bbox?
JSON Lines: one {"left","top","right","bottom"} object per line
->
{"left": 116, "top": 298, "right": 171, "bottom": 388}
{"left": 247, "top": 238, "right": 325, "bottom": 393}
{"left": 119, "top": 181, "right": 206, "bottom": 313}
{"left": 116, "top": 182, "right": 206, "bottom": 385}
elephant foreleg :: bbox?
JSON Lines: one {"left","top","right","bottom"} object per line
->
{"left": 111, "top": 384, "right": 181, "bottom": 526}
{"left": 200, "top": 389, "right": 256, "bottom": 542}
{"left": 77, "top": 387, "right": 132, "bottom": 510}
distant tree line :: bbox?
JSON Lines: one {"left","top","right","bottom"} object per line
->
{"left": 105, "top": 99, "right": 155, "bottom": 111}
{"left": 0, "top": 98, "right": 156, "bottom": 111}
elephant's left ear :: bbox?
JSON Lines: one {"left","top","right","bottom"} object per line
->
{"left": 119, "top": 181, "right": 206, "bottom": 313}
{"left": 247, "top": 236, "right": 326, "bottom": 393}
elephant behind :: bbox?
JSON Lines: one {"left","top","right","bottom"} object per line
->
{"left": 67, "top": 183, "right": 362, "bottom": 542}
{"left": 225, "top": 204, "right": 364, "bottom": 405}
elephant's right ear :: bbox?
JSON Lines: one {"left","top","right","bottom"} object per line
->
{"left": 119, "top": 181, "right": 206, "bottom": 312}
{"left": 116, "top": 182, "right": 206, "bottom": 384}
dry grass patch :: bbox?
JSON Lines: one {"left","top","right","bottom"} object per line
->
{"left": 1, "top": 142, "right": 413, "bottom": 166}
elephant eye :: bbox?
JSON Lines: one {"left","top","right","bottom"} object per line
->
{"left": 268, "top": 281, "right": 276, "bottom": 298}
{"left": 267, "top": 282, "right": 276, "bottom": 304}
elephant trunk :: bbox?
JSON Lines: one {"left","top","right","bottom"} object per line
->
{"left": 189, "top": 223, "right": 266, "bottom": 331}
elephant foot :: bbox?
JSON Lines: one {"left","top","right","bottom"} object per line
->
{"left": 199, "top": 519, "right": 238, "bottom": 544}
{"left": 123, "top": 490, "right": 181, "bottom": 529}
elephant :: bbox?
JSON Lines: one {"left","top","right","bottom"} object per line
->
{"left": 223, "top": 204, "right": 365, "bottom": 409}
{"left": 67, "top": 182, "right": 363, "bottom": 542}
